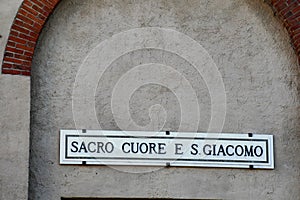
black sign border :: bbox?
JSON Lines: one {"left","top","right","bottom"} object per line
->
{"left": 64, "top": 134, "right": 270, "bottom": 164}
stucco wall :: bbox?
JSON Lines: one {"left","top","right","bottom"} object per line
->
{"left": 0, "top": 0, "right": 30, "bottom": 200}
{"left": 29, "top": 0, "right": 300, "bottom": 200}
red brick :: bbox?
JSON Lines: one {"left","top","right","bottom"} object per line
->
{"left": 291, "top": 26, "right": 300, "bottom": 35}
{"left": 22, "top": 60, "right": 32, "bottom": 66}
{"left": 284, "top": 17, "right": 300, "bottom": 27}
{"left": 16, "top": 43, "right": 34, "bottom": 52}
{"left": 291, "top": 4, "right": 300, "bottom": 14}
{"left": 26, "top": 13, "right": 44, "bottom": 25}
{"left": 21, "top": 71, "right": 31, "bottom": 76}
{"left": 23, "top": 4, "right": 39, "bottom": 16}
{"left": 10, "top": 30, "right": 19, "bottom": 37}
{"left": 27, "top": 41, "right": 35, "bottom": 48}
{"left": 293, "top": 38, "right": 300, "bottom": 48}
{"left": 17, "top": 13, "right": 35, "bottom": 25}
{"left": 14, "top": 53, "right": 32, "bottom": 60}
{"left": 18, "top": 9, "right": 29, "bottom": 17}
{"left": 5, "top": 47, "right": 24, "bottom": 55}
{"left": 296, "top": 47, "right": 300, "bottom": 54}
{"left": 4, "top": 52, "right": 14, "bottom": 57}
{"left": 15, "top": 64, "right": 31, "bottom": 71}
{"left": 44, "top": 0, "right": 54, "bottom": 6}
{"left": 11, "top": 24, "right": 30, "bottom": 34}
{"left": 274, "top": 2, "right": 288, "bottom": 12}
{"left": 8, "top": 36, "right": 27, "bottom": 45}
{"left": 24, "top": 51, "right": 34, "bottom": 57}
{"left": 21, "top": 22, "right": 39, "bottom": 32}
{"left": 288, "top": 23, "right": 300, "bottom": 32}
{"left": 2, "top": 69, "right": 22, "bottom": 75}
{"left": 32, "top": 0, "right": 45, "bottom": 9}
{"left": 38, "top": 14, "right": 47, "bottom": 21}
{"left": 279, "top": 2, "right": 298, "bottom": 16}
{"left": 19, "top": 33, "right": 36, "bottom": 42}
{"left": 23, "top": 0, "right": 33, "bottom": 7}
{"left": 33, "top": 23, "right": 43, "bottom": 31}
{"left": 2, "top": 63, "right": 13, "bottom": 69}
{"left": 285, "top": 9, "right": 300, "bottom": 21}
{"left": 46, "top": 0, "right": 60, "bottom": 6}
{"left": 32, "top": 4, "right": 45, "bottom": 15}
{"left": 272, "top": 0, "right": 287, "bottom": 8}
{"left": 7, "top": 41, "right": 16, "bottom": 47}
{"left": 292, "top": 32, "right": 300, "bottom": 41}
{"left": 287, "top": 0, "right": 297, "bottom": 4}
{"left": 41, "top": 0, "right": 56, "bottom": 9}
{"left": 29, "top": 31, "right": 39, "bottom": 39}
{"left": 43, "top": 5, "right": 52, "bottom": 13}
{"left": 15, "top": 19, "right": 24, "bottom": 27}
{"left": 3, "top": 57, "right": 24, "bottom": 65}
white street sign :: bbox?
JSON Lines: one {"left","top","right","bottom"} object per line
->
{"left": 60, "top": 130, "right": 274, "bottom": 169}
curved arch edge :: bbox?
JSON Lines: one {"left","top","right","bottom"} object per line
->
{"left": 1, "top": 0, "right": 60, "bottom": 76}
{"left": 1, "top": 0, "right": 300, "bottom": 76}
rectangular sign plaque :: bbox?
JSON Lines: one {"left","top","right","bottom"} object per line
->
{"left": 60, "top": 130, "right": 274, "bottom": 169}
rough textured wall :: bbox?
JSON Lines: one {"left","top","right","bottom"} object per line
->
{"left": 0, "top": 76, "right": 30, "bottom": 200}
{"left": 3, "top": 0, "right": 300, "bottom": 76}
{"left": 0, "top": 0, "right": 30, "bottom": 200}
{"left": 30, "top": 0, "right": 300, "bottom": 200}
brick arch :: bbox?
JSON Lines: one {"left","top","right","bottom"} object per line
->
{"left": 1, "top": 0, "right": 300, "bottom": 76}
{"left": 1, "top": 0, "right": 60, "bottom": 76}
